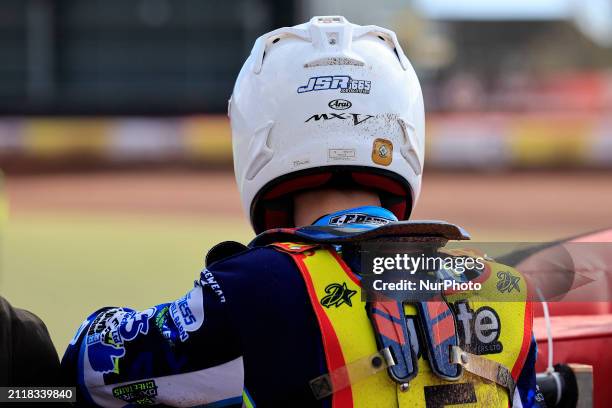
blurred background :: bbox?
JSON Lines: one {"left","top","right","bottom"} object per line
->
{"left": 0, "top": 0, "right": 611, "bottom": 351}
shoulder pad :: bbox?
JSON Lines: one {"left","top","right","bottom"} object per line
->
{"left": 205, "top": 241, "right": 249, "bottom": 267}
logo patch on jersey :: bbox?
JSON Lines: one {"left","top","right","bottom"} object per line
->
{"left": 86, "top": 307, "right": 157, "bottom": 374}
{"left": 297, "top": 76, "right": 371, "bottom": 94}
{"left": 372, "top": 138, "right": 393, "bottom": 166}
{"left": 453, "top": 301, "right": 503, "bottom": 355}
{"left": 154, "top": 305, "right": 180, "bottom": 344}
{"left": 496, "top": 271, "right": 520, "bottom": 293}
{"left": 170, "top": 287, "right": 204, "bottom": 342}
{"left": 200, "top": 269, "right": 226, "bottom": 303}
{"left": 320, "top": 282, "right": 356, "bottom": 308}
{"left": 112, "top": 379, "right": 158, "bottom": 405}
{"left": 328, "top": 212, "right": 391, "bottom": 226}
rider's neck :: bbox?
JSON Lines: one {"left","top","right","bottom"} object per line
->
{"left": 293, "top": 188, "right": 381, "bottom": 227}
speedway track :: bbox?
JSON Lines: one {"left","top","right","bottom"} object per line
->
{"left": 6, "top": 170, "right": 612, "bottom": 240}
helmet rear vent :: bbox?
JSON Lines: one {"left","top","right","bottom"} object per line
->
{"left": 304, "top": 57, "right": 364, "bottom": 68}
{"left": 373, "top": 32, "right": 403, "bottom": 68}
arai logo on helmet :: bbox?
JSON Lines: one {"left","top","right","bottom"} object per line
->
{"left": 297, "top": 76, "right": 371, "bottom": 94}
{"left": 328, "top": 99, "right": 352, "bottom": 110}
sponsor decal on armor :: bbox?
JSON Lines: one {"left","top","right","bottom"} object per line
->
{"left": 328, "top": 99, "right": 352, "bottom": 110}
{"left": 304, "top": 113, "right": 374, "bottom": 126}
{"left": 372, "top": 138, "right": 393, "bottom": 166}
{"left": 328, "top": 212, "right": 391, "bottom": 226}
{"left": 170, "top": 287, "right": 204, "bottom": 342}
{"left": 454, "top": 301, "right": 503, "bottom": 355}
{"left": 112, "top": 379, "right": 158, "bottom": 405}
{"left": 297, "top": 76, "right": 371, "bottom": 94}
{"left": 496, "top": 270, "right": 520, "bottom": 293}
{"left": 320, "top": 282, "right": 357, "bottom": 308}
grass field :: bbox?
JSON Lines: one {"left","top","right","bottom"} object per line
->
{"left": 0, "top": 212, "right": 251, "bottom": 353}
{"left": 1, "top": 170, "right": 611, "bottom": 354}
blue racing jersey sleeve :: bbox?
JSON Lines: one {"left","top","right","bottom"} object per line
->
{"left": 61, "top": 274, "right": 243, "bottom": 407}
{"left": 61, "top": 245, "right": 325, "bottom": 407}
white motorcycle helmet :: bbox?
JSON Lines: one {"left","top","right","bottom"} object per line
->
{"left": 230, "top": 16, "right": 425, "bottom": 233}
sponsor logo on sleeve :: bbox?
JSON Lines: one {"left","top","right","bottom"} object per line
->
{"left": 169, "top": 287, "right": 204, "bottom": 342}
{"left": 112, "top": 379, "right": 158, "bottom": 405}
{"left": 86, "top": 307, "right": 156, "bottom": 374}
{"left": 200, "top": 269, "right": 226, "bottom": 302}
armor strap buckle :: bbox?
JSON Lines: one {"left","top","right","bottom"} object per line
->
{"left": 309, "top": 347, "right": 395, "bottom": 400}
{"left": 450, "top": 345, "right": 516, "bottom": 398}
